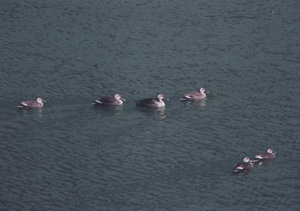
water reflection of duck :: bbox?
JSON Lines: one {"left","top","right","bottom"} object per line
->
{"left": 18, "top": 97, "right": 46, "bottom": 109}
{"left": 188, "top": 98, "right": 207, "bottom": 108}
{"left": 135, "top": 94, "right": 166, "bottom": 108}
{"left": 181, "top": 88, "right": 206, "bottom": 101}
{"left": 93, "top": 94, "right": 125, "bottom": 106}
{"left": 138, "top": 106, "right": 166, "bottom": 118}
{"left": 232, "top": 157, "right": 254, "bottom": 174}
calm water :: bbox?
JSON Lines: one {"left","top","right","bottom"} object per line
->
{"left": 1, "top": 0, "right": 300, "bottom": 210}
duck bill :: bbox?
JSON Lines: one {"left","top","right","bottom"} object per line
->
{"left": 121, "top": 98, "right": 126, "bottom": 102}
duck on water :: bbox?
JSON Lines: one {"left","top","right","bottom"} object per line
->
{"left": 252, "top": 148, "right": 276, "bottom": 165}
{"left": 93, "top": 94, "right": 125, "bottom": 106}
{"left": 232, "top": 157, "right": 254, "bottom": 174}
{"left": 181, "top": 88, "right": 206, "bottom": 101}
{"left": 18, "top": 97, "right": 46, "bottom": 109}
{"left": 135, "top": 94, "right": 166, "bottom": 108}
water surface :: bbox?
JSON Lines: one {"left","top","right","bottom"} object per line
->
{"left": 1, "top": 0, "right": 300, "bottom": 210}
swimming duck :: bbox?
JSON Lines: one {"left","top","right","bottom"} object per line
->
{"left": 18, "top": 97, "right": 46, "bottom": 109}
{"left": 181, "top": 88, "right": 206, "bottom": 101}
{"left": 232, "top": 157, "right": 254, "bottom": 173}
{"left": 135, "top": 94, "right": 166, "bottom": 108}
{"left": 93, "top": 94, "right": 125, "bottom": 106}
{"left": 254, "top": 148, "right": 276, "bottom": 161}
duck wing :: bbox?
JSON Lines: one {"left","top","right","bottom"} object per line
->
{"left": 94, "top": 96, "right": 115, "bottom": 104}
{"left": 255, "top": 152, "right": 275, "bottom": 160}
{"left": 18, "top": 100, "right": 36, "bottom": 108}
{"left": 181, "top": 91, "right": 199, "bottom": 100}
{"left": 136, "top": 98, "right": 157, "bottom": 107}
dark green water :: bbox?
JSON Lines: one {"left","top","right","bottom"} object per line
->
{"left": 1, "top": 0, "right": 299, "bottom": 210}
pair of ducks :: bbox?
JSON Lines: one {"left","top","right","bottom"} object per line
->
{"left": 232, "top": 148, "right": 276, "bottom": 174}
{"left": 17, "top": 88, "right": 207, "bottom": 109}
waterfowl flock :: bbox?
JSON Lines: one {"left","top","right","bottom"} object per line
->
{"left": 232, "top": 148, "right": 276, "bottom": 175}
{"left": 17, "top": 88, "right": 276, "bottom": 175}
{"left": 18, "top": 87, "right": 207, "bottom": 109}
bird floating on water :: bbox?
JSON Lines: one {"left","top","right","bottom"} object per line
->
{"left": 181, "top": 88, "right": 206, "bottom": 101}
{"left": 18, "top": 97, "right": 46, "bottom": 109}
{"left": 93, "top": 93, "right": 125, "bottom": 106}
{"left": 135, "top": 94, "right": 166, "bottom": 108}
{"left": 232, "top": 157, "right": 254, "bottom": 174}
{"left": 252, "top": 148, "right": 276, "bottom": 164}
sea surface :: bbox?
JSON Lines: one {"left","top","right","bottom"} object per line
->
{"left": 1, "top": 0, "right": 300, "bottom": 210}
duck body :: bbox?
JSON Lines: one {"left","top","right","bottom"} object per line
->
{"left": 254, "top": 149, "right": 276, "bottom": 161}
{"left": 232, "top": 157, "right": 254, "bottom": 173}
{"left": 93, "top": 94, "right": 125, "bottom": 106}
{"left": 135, "top": 94, "right": 165, "bottom": 108}
{"left": 18, "top": 98, "right": 46, "bottom": 109}
{"left": 181, "top": 88, "right": 206, "bottom": 101}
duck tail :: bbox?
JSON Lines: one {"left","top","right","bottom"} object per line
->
{"left": 180, "top": 97, "right": 188, "bottom": 101}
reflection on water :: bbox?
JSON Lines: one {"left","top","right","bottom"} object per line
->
{"left": 136, "top": 106, "right": 166, "bottom": 119}
{"left": 255, "top": 159, "right": 275, "bottom": 167}
{"left": 17, "top": 107, "right": 44, "bottom": 119}
{"left": 181, "top": 98, "right": 207, "bottom": 108}
{"left": 92, "top": 104, "right": 123, "bottom": 116}
{"left": 231, "top": 172, "right": 251, "bottom": 181}
{"left": 232, "top": 159, "right": 276, "bottom": 180}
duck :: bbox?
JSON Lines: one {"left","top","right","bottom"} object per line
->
{"left": 254, "top": 148, "right": 276, "bottom": 161}
{"left": 181, "top": 88, "right": 206, "bottom": 101}
{"left": 93, "top": 93, "right": 125, "bottom": 106}
{"left": 18, "top": 97, "right": 46, "bottom": 109}
{"left": 232, "top": 157, "right": 254, "bottom": 173}
{"left": 135, "top": 94, "right": 166, "bottom": 108}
